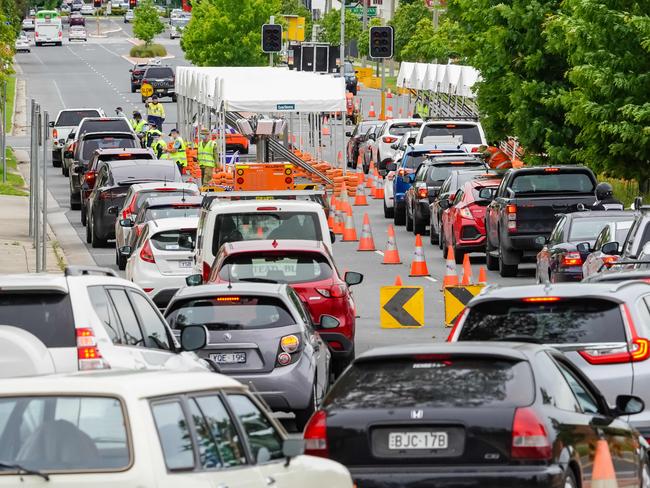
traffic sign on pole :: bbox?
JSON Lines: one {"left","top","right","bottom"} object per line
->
{"left": 380, "top": 286, "right": 424, "bottom": 328}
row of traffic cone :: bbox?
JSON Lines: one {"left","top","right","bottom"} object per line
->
{"left": 443, "top": 245, "right": 487, "bottom": 287}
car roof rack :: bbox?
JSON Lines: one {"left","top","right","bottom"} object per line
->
{"left": 64, "top": 265, "right": 118, "bottom": 278}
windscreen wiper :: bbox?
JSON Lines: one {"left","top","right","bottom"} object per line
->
{"left": 238, "top": 278, "right": 279, "bottom": 284}
{"left": 0, "top": 462, "right": 50, "bottom": 481}
{"left": 490, "top": 335, "right": 542, "bottom": 344}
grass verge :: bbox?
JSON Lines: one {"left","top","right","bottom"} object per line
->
{"left": 0, "top": 148, "right": 28, "bottom": 196}
{"left": 601, "top": 175, "right": 649, "bottom": 208}
{"left": 130, "top": 43, "right": 167, "bottom": 58}
{"left": 5, "top": 75, "right": 15, "bottom": 134}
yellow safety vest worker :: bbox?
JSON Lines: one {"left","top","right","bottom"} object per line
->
{"left": 169, "top": 137, "right": 187, "bottom": 166}
{"left": 148, "top": 102, "right": 166, "bottom": 118}
{"left": 131, "top": 119, "right": 146, "bottom": 133}
{"left": 151, "top": 138, "right": 166, "bottom": 158}
{"left": 198, "top": 139, "right": 216, "bottom": 168}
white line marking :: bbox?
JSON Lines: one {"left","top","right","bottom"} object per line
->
{"left": 53, "top": 80, "right": 65, "bottom": 107}
{"left": 425, "top": 276, "right": 438, "bottom": 283}
{"left": 374, "top": 250, "right": 384, "bottom": 256}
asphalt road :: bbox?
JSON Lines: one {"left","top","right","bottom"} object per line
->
{"left": 13, "top": 19, "right": 535, "bottom": 354}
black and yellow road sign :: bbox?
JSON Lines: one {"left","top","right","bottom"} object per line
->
{"left": 444, "top": 285, "right": 485, "bottom": 327}
{"left": 380, "top": 286, "right": 424, "bottom": 328}
{"left": 141, "top": 83, "right": 154, "bottom": 98}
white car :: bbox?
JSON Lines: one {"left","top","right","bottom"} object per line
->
{"left": 383, "top": 130, "right": 419, "bottom": 215}
{"left": 582, "top": 218, "right": 635, "bottom": 279}
{"left": 21, "top": 17, "right": 34, "bottom": 30}
{"left": 68, "top": 25, "right": 87, "bottom": 41}
{"left": 373, "top": 119, "right": 423, "bottom": 173}
{"left": 49, "top": 107, "right": 103, "bottom": 169}
{"left": 15, "top": 37, "right": 31, "bottom": 52}
{"left": 0, "top": 369, "right": 354, "bottom": 488}
{"left": 0, "top": 265, "right": 208, "bottom": 378}
{"left": 126, "top": 217, "right": 199, "bottom": 308}
{"left": 124, "top": 8, "right": 134, "bottom": 22}
{"left": 414, "top": 119, "right": 487, "bottom": 152}
{"left": 80, "top": 3, "right": 95, "bottom": 15}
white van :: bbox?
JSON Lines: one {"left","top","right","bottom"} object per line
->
{"left": 34, "top": 10, "right": 62, "bottom": 46}
{"left": 194, "top": 199, "right": 332, "bottom": 281}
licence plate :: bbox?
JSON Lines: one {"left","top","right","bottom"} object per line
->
{"left": 156, "top": 88, "right": 165, "bottom": 93}
{"left": 178, "top": 260, "right": 192, "bottom": 268}
{"left": 210, "top": 352, "right": 246, "bottom": 364}
{"left": 388, "top": 432, "right": 448, "bottom": 450}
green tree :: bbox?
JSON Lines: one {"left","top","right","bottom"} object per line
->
{"left": 182, "top": 0, "right": 279, "bottom": 66}
{"left": 319, "top": 7, "right": 362, "bottom": 46}
{"left": 401, "top": 15, "right": 463, "bottom": 62}
{"left": 389, "top": 1, "right": 430, "bottom": 62}
{"left": 133, "top": 0, "right": 165, "bottom": 46}
{"left": 548, "top": 0, "right": 650, "bottom": 180}
{"left": 358, "top": 17, "right": 382, "bottom": 58}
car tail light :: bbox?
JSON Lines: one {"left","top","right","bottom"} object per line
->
{"left": 202, "top": 261, "right": 211, "bottom": 282}
{"left": 328, "top": 340, "right": 343, "bottom": 350}
{"left": 58, "top": 30, "right": 62, "bottom": 37}
{"left": 459, "top": 207, "right": 473, "bottom": 219}
{"left": 382, "top": 136, "right": 398, "bottom": 143}
{"left": 544, "top": 167, "right": 559, "bottom": 172}
{"left": 140, "top": 239, "right": 155, "bottom": 263}
{"left": 447, "top": 307, "right": 468, "bottom": 342}
{"left": 135, "top": 225, "right": 143, "bottom": 237}
{"left": 602, "top": 255, "right": 619, "bottom": 267}
{"left": 511, "top": 407, "right": 551, "bottom": 460}
{"left": 316, "top": 284, "right": 347, "bottom": 298}
{"left": 471, "top": 147, "right": 480, "bottom": 152}
{"left": 82, "top": 170, "right": 96, "bottom": 188}
{"left": 141, "top": 79, "right": 148, "bottom": 85}
{"left": 280, "top": 334, "right": 300, "bottom": 353}
{"left": 417, "top": 187, "right": 428, "bottom": 199}
{"left": 562, "top": 252, "right": 582, "bottom": 267}
{"left": 398, "top": 168, "right": 406, "bottom": 177}
{"left": 506, "top": 204, "right": 517, "bottom": 233}
{"left": 143, "top": 288, "right": 154, "bottom": 293}
{"left": 578, "top": 304, "right": 650, "bottom": 365}
{"left": 122, "top": 198, "right": 135, "bottom": 219}
{"left": 76, "top": 328, "right": 109, "bottom": 370}
{"left": 34, "top": 31, "right": 38, "bottom": 37}
{"left": 522, "top": 297, "right": 560, "bottom": 303}
{"left": 154, "top": 187, "right": 179, "bottom": 191}
{"left": 53, "top": 128, "right": 58, "bottom": 139}
{"left": 304, "top": 410, "right": 329, "bottom": 456}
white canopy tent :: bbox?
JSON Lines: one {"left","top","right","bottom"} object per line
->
{"left": 397, "top": 62, "right": 481, "bottom": 98}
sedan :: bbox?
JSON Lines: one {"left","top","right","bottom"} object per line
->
{"left": 21, "top": 18, "right": 34, "bottom": 31}
{"left": 346, "top": 121, "right": 383, "bottom": 169}
{"left": 305, "top": 342, "right": 648, "bottom": 487}
{"left": 68, "top": 25, "right": 87, "bottom": 41}
{"left": 80, "top": 4, "right": 95, "bottom": 15}
{"left": 536, "top": 210, "right": 632, "bottom": 283}
{"left": 69, "top": 12, "right": 85, "bottom": 26}
{"left": 165, "top": 282, "right": 331, "bottom": 430}
{"left": 15, "top": 37, "right": 30, "bottom": 53}
{"left": 124, "top": 9, "right": 134, "bottom": 23}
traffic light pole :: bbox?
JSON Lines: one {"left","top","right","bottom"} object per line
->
{"left": 340, "top": 1, "right": 346, "bottom": 173}
{"left": 269, "top": 15, "right": 274, "bottom": 67}
{"left": 380, "top": 59, "right": 385, "bottom": 120}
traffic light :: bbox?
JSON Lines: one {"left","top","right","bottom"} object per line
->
{"left": 369, "top": 26, "right": 394, "bottom": 59}
{"left": 129, "top": 0, "right": 137, "bottom": 8}
{"left": 262, "top": 24, "right": 283, "bottom": 53}
{"left": 94, "top": 0, "right": 101, "bottom": 7}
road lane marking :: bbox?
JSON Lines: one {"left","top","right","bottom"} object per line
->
{"left": 374, "top": 250, "right": 384, "bottom": 256}
{"left": 425, "top": 276, "right": 438, "bottom": 283}
{"left": 53, "top": 80, "right": 66, "bottom": 107}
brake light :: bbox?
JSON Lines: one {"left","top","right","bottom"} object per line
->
{"left": 154, "top": 187, "right": 179, "bottom": 191}
{"left": 117, "top": 153, "right": 133, "bottom": 157}
{"left": 602, "top": 255, "right": 619, "bottom": 267}
{"left": 578, "top": 304, "right": 650, "bottom": 365}
{"left": 522, "top": 297, "right": 561, "bottom": 303}
{"left": 544, "top": 167, "right": 560, "bottom": 172}
{"left": 280, "top": 334, "right": 300, "bottom": 353}
{"left": 446, "top": 308, "right": 468, "bottom": 342}
{"left": 122, "top": 197, "right": 135, "bottom": 219}
{"left": 562, "top": 252, "right": 582, "bottom": 267}
{"left": 506, "top": 204, "right": 517, "bottom": 233}
{"left": 58, "top": 30, "right": 62, "bottom": 37}
{"left": 328, "top": 340, "right": 343, "bottom": 350}
{"left": 34, "top": 31, "right": 38, "bottom": 37}
{"left": 382, "top": 136, "right": 398, "bottom": 143}
{"left": 257, "top": 207, "right": 278, "bottom": 211}
{"left": 139, "top": 239, "right": 155, "bottom": 263}
{"left": 511, "top": 408, "right": 551, "bottom": 460}
{"left": 316, "top": 284, "right": 347, "bottom": 298}
{"left": 83, "top": 170, "right": 96, "bottom": 188}
{"left": 417, "top": 187, "right": 428, "bottom": 199}
{"left": 203, "top": 261, "right": 211, "bottom": 282}
{"left": 135, "top": 225, "right": 143, "bottom": 237}
{"left": 450, "top": 161, "right": 466, "bottom": 165}
{"left": 141, "top": 79, "right": 148, "bottom": 85}
{"left": 304, "top": 410, "right": 328, "bottom": 456}
{"left": 76, "top": 328, "right": 109, "bottom": 370}
{"left": 53, "top": 128, "right": 58, "bottom": 139}
{"left": 471, "top": 147, "right": 480, "bottom": 152}
{"left": 398, "top": 168, "right": 406, "bottom": 177}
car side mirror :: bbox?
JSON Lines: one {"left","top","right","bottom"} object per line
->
{"left": 344, "top": 271, "right": 363, "bottom": 286}
{"left": 185, "top": 274, "right": 203, "bottom": 286}
{"left": 601, "top": 241, "right": 619, "bottom": 256}
{"left": 180, "top": 324, "right": 207, "bottom": 351}
{"left": 64, "top": 150, "right": 73, "bottom": 159}
{"left": 69, "top": 132, "right": 75, "bottom": 139}
{"left": 107, "top": 206, "right": 118, "bottom": 215}
{"left": 535, "top": 236, "right": 548, "bottom": 246}
{"left": 402, "top": 173, "right": 415, "bottom": 184}
{"left": 73, "top": 165, "right": 84, "bottom": 174}
{"left": 119, "top": 245, "right": 132, "bottom": 256}
{"left": 369, "top": 133, "right": 376, "bottom": 141}
{"left": 407, "top": 137, "right": 416, "bottom": 145}
{"left": 119, "top": 218, "right": 134, "bottom": 227}
{"left": 345, "top": 131, "right": 352, "bottom": 137}
{"left": 439, "top": 199, "right": 451, "bottom": 210}
{"left": 48, "top": 121, "right": 55, "bottom": 127}
{"left": 385, "top": 162, "right": 397, "bottom": 172}
{"left": 282, "top": 436, "right": 305, "bottom": 463}
{"left": 613, "top": 395, "right": 644, "bottom": 416}
{"left": 576, "top": 242, "right": 591, "bottom": 253}
{"left": 478, "top": 187, "right": 495, "bottom": 200}
{"left": 330, "top": 231, "right": 336, "bottom": 244}
{"left": 319, "top": 315, "right": 340, "bottom": 329}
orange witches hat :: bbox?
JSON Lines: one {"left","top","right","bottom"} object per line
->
{"left": 357, "top": 213, "right": 376, "bottom": 251}
{"left": 443, "top": 245, "right": 459, "bottom": 287}
{"left": 382, "top": 224, "right": 401, "bottom": 264}
{"left": 591, "top": 439, "right": 618, "bottom": 488}
{"left": 461, "top": 253, "right": 473, "bottom": 285}
{"left": 354, "top": 183, "right": 368, "bottom": 206}
{"left": 342, "top": 208, "right": 358, "bottom": 242}
{"left": 409, "top": 234, "right": 430, "bottom": 277}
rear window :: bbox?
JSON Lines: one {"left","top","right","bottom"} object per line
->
{"left": 401, "top": 153, "right": 428, "bottom": 170}
{"left": 213, "top": 212, "right": 322, "bottom": 255}
{"left": 79, "top": 119, "right": 132, "bottom": 136}
{"left": 112, "top": 164, "right": 181, "bottom": 184}
{"left": 568, "top": 219, "right": 611, "bottom": 242}
{"left": 135, "top": 190, "right": 197, "bottom": 212}
{"left": 0, "top": 292, "right": 75, "bottom": 347}
{"left": 145, "top": 67, "right": 174, "bottom": 78}
{"left": 218, "top": 251, "right": 332, "bottom": 284}
{"left": 459, "top": 298, "right": 626, "bottom": 344}
{"left": 100, "top": 152, "right": 154, "bottom": 163}
{"left": 388, "top": 122, "right": 422, "bottom": 136}
{"left": 56, "top": 110, "right": 100, "bottom": 126}
{"left": 165, "top": 296, "right": 295, "bottom": 330}
{"left": 151, "top": 229, "right": 196, "bottom": 251}
{"left": 325, "top": 357, "right": 534, "bottom": 409}
{"left": 427, "top": 163, "right": 484, "bottom": 184}
{"left": 82, "top": 137, "right": 137, "bottom": 161}
{"left": 420, "top": 123, "right": 482, "bottom": 145}
{"left": 144, "top": 206, "right": 200, "bottom": 221}
{"left": 510, "top": 172, "right": 595, "bottom": 194}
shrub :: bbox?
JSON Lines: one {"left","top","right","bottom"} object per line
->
{"left": 599, "top": 175, "right": 649, "bottom": 208}
{"left": 129, "top": 43, "right": 167, "bottom": 58}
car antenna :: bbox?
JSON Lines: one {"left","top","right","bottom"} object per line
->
{"left": 227, "top": 262, "right": 233, "bottom": 290}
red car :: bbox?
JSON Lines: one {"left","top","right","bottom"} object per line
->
{"left": 207, "top": 239, "right": 363, "bottom": 376}
{"left": 440, "top": 177, "right": 502, "bottom": 263}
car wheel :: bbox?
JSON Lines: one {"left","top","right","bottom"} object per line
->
{"left": 80, "top": 204, "right": 87, "bottom": 226}
{"left": 641, "top": 458, "right": 650, "bottom": 488}
{"left": 383, "top": 198, "right": 394, "bottom": 219}
{"left": 130, "top": 84, "right": 136, "bottom": 93}
{"left": 85, "top": 214, "right": 92, "bottom": 243}
{"left": 393, "top": 203, "right": 405, "bottom": 226}
{"left": 442, "top": 229, "right": 448, "bottom": 259}
{"left": 430, "top": 217, "right": 439, "bottom": 245}
{"left": 413, "top": 215, "right": 426, "bottom": 236}
{"left": 563, "top": 469, "right": 577, "bottom": 488}
{"left": 62, "top": 164, "right": 69, "bottom": 177}
{"left": 91, "top": 217, "right": 107, "bottom": 248}
{"left": 70, "top": 194, "right": 81, "bottom": 210}
{"left": 453, "top": 237, "right": 464, "bottom": 265}
{"left": 117, "top": 249, "right": 127, "bottom": 270}
{"left": 52, "top": 156, "right": 61, "bottom": 168}
{"left": 171, "top": 94, "right": 177, "bottom": 102}
{"left": 498, "top": 244, "right": 518, "bottom": 278}
{"left": 405, "top": 206, "right": 413, "bottom": 232}
{"left": 294, "top": 380, "right": 317, "bottom": 432}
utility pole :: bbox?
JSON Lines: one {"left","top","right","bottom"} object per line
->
{"left": 1, "top": 80, "right": 6, "bottom": 184}
{"left": 362, "top": 0, "right": 368, "bottom": 68}
{"left": 269, "top": 15, "right": 275, "bottom": 67}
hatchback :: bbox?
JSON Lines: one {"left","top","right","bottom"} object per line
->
{"left": 373, "top": 119, "right": 423, "bottom": 173}
{"left": 582, "top": 218, "right": 636, "bottom": 278}
{"left": 304, "top": 342, "right": 648, "bottom": 487}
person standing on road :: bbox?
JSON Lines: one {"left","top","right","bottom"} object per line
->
{"left": 130, "top": 111, "right": 146, "bottom": 138}
{"left": 147, "top": 96, "right": 166, "bottom": 131}
{"left": 592, "top": 182, "right": 624, "bottom": 210}
{"left": 151, "top": 131, "right": 167, "bottom": 159}
{"left": 167, "top": 128, "right": 187, "bottom": 174}
{"left": 144, "top": 126, "right": 162, "bottom": 149}
{"left": 197, "top": 128, "right": 219, "bottom": 186}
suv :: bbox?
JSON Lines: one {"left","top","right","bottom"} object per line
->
{"left": 0, "top": 266, "right": 208, "bottom": 377}
{"left": 129, "top": 62, "right": 149, "bottom": 92}
{"left": 373, "top": 119, "right": 423, "bottom": 173}
{"left": 69, "top": 132, "right": 140, "bottom": 210}
{"left": 448, "top": 282, "right": 650, "bottom": 439}
{"left": 140, "top": 65, "right": 176, "bottom": 102}
{"left": 415, "top": 119, "right": 487, "bottom": 152}
{"left": 49, "top": 108, "right": 103, "bottom": 168}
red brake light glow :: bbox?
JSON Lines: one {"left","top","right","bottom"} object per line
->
{"left": 382, "top": 136, "right": 398, "bottom": 143}
{"left": 304, "top": 410, "right": 328, "bottom": 457}
{"left": 544, "top": 167, "right": 560, "bottom": 172}
{"left": 562, "top": 252, "right": 583, "bottom": 267}
{"left": 522, "top": 297, "right": 561, "bottom": 303}
{"left": 257, "top": 207, "right": 278, "bottom": 211}
{"left": 215, "top": 296, "right": 240, "bottom": 302}
{"left": 450, "top": 161, "right": 466, "bottom": 165}
{"left": 417, "top": 187, "right": 428, "bottom": 199}
{"left": 139, "top": 239, "right": 155, "bottom": 264}
{"left": 76, "top": 328, "right": 108, "bottom": 370}
{"left": 511, "top": 407, "right": 551, "bottom": 460}
{"left": 118, "top": 153, "right": 133, "bottom": 158}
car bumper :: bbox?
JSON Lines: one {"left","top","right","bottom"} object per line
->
{"left": 350, "top": 465, "right": 565, "bottom": 488}
{"left": 415, "top": 200, "right": 430, "bottom": 223}
{"left": 553, "top": 269, "right": 583, "bottom": 282}
{"left": 318, "top": 331, "right": 354, "bottom": 359}
{"left": 505, "top": 234, "right": 549, "bottom": 253}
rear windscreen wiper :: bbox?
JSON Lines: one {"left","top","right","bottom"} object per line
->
{"left": 490, "top": 335, "right": 542, "bottom": 344}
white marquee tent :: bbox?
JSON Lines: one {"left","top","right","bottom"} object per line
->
{"left": 397, "top": 62, "right": 481, "bottom": 98}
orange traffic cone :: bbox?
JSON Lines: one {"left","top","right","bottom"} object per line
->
{"left": 443, "top": 246, "right": 459, "bottom": 287}
{"left": 398, "top": 107, "right": 403, "bottom": 117}
{"left": 322, "top": 116, "right": 330, "bottom": 136}
{"left": 365, "top": 167, "right": 375, "bottom": 190}
{"left": 354, "top": 183, "right": 368, "bottom": 206}
{"left": 356, "top": 162, "right": 365, "bottom": 183}
{"left": 368, "top": 102, "right": 376, "bottom": 118}
{"left": 478, "top": 267, "right": 487, "bottom": 284}
{"left": 386, "top": 89, "right": 393, "bottom": 99}
{"left": 386, "top": 105, "right": 393, "bottom": 119}
{"left": 333, "top": 209, "right": 344, "bottom": 235}
{"left": 409, "top": 234, "right": 430, "bottom": 277}
{"left": 394, "top": 275, "right": 403, "bottom": 286}
{"left": 342, "top": 209, "right": 358, "bottom": 242}
{"left": 591, "top": 439, "right": 618, "bottom": 488}
{"left": 461, "top": 254, "right": 473, "bottom": 285}
{"left": 357, "top": 213, "right": 376, "bottom": 251}
{"left": 373, "top": 169, "right": 384, "bottom": 199}
{"left": 382, "top": 224, "right": 402, "bottom": 264}
{"left": 327, "top": 208, "right": 335, "bottom": 231}
{"left": 256, "top": 226, "right": 264, "bottom": 238}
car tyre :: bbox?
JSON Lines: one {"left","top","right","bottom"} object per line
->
{"left": 130, "top": 84, "right": 136, "bottom": 93}
{"left": 563, "top": 469, "right": 577, "bottom": 488}
{"left": 430, "top": 217, "right": 439, "bottom": 245}
{"left": 405, "top": 206, "right": 413, "bottom": 232}
{"left": 413, "top": 216, "right": 426, "bottom": 236}
{"left": 81, "top": 204, "right": 87, "bottom": 226}
{"left": 641, "top": 457, "right": 650, "bottom": 488}
{"left": 91, "top": 220, "right": 107, "bottom": 248}
{"left": 485, "top": 238, "right": 499, "bottom": 271}
{"left": 62, "top": 164, "right": 69, "bottom": 177}
{"left": 85, "top": 214, "right": 92, "bottom": 243}
{"left": 383, "top": 199, "right": 394, "bottom": 219}
{"left": 52, "top": 156, "right": 61, "bottom": 168}
{"left": 117, "top": 249, "right": 126, "bottom": 270}
{"left": 70, "top": 196, "right": 81, "bottom": 211}
{"left": 294, "top": 380, "right": 317, "bottom": 432}
{"left": 498, "top": 244, "right": 518, "bottom": 277}
{"left": 171, "top": 94, "right": 177, "bottom": 102}
{"left": 393, "top": 203, "right": 405, "bottom": 226}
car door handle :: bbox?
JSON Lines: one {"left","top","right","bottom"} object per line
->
{"left": 266, "top": 477, "right": 276, "bottom": 486}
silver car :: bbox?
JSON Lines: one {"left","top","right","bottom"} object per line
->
{"left": 165, "top": 282, "right": 331, "bottom": 429}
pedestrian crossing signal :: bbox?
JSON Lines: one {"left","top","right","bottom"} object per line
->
{"left": 369, "top": 26, "right": 394, "bottom": 59}
{"left": 262, "top": 24, "right": 283, "bottom": 53}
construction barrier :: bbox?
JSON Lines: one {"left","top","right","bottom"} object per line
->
{"left": 380, "top": 285, "right": 424, "bottom": 329}
{"left": 444, "top": 284, "right": 484, "bottom": 327}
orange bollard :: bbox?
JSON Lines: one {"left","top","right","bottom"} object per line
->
{"left": 443, "top": 246, "right": 459, "bottom": 287}
{"left": 382, "top": 225, "right": 402, "bottom": 264}
{"left": 591, "top": 438, "right": 618, "bottom": 488}
{"left": 368, "top": 102, "right": 376, "bottom": 118}
{"left": 357, "top": 213, "right": 376, "bottom": 251}
{"left": 461, "top": 253, "right": 473, "bottom": 285}
{"left": 477, "top": 267, "right": 487, "bottom": 284}
{"left": 333, "top": 208, "right": 344, "bottom": 235}
{"left": 409, "top": 234, "right": 430, "bottom": 277}
{"left": 394, "top": 275, "right": 403, "bottom": 286}
{"left": 354, "top": 183, "right": 368, "bottom": 206}
{"left": 342, "top": 209, "right": 358, "bottom": 242}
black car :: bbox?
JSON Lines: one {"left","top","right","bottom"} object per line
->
{"left": 129, "top": 63, "right": 149, "bottom": 93}
{"left": 359, "top": 124, "right": 383, "bottom": 174}
{"left": 346, "top": 121, "right": 383, "bottom": 169}
{"left": 536, "top": 210, "right": 633, "bottom": 283}
{"left": 140, "top": 65, "right": 176, "bottom": 102}
{"left": 404, "top": 155, "right": 486, "bottom": 235}
{"left": 304, "top": 342, "right": 648, "bottom": 488}
{"left": 85, "top": 160, "right": 182, "bottom": 248}
{"left": 344, "top": 61, "right": 357, "bottom": 95}
{"left": 69, "top": 132, "right": 140, "bottom": 211}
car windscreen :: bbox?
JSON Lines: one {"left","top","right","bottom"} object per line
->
{"left": 458, "top": 298, "right": 626, "bottom": 344}
{"left": 145, "top": 67, "right": 174, "bottom": 78}
{"left": 134, "top": 190, "right": 197, "bottom": 212}
{"left": 389, "top": 122, "right": 422, "bottom": 136}
{"left": 420, "top": 123, "right": 482, "bottom": 145}
{"left": 324, "top": 357, "right": 534, "bottom": 409}
{"left": 56, "top": 110, "right": 100, "bottom": 126}
{"left": 79, "top": 120, "right": 131, "bottom": 136}
{"left": 510, "top": 172, "right": 595, "bottom": 194}
{"left": 166, "top": 296, "right": 295, "bottom": 331}
{"left": 144, "top": 206, "right": 200, "bottom": 222}
{"left": 218, "top": 251, "right": 333, "bottom": 284}
{"left": 0, "top": 291, "right": 75, "bottom": 347}
{"left": 0, "top": 396, "right": 130, "bottom": 472}
{"left": 427, "top": 163, "right": 484, "bottom": 184}
{"left": 150, "top": 229, "right": 196, "bottom": 251}
{"left": 82, "top": 137, "right": 137, "bottom": 161}
{"left": 213, "top": 212, "right": 322, "bottom": 255}
{"left": 401, "top": 153, "right": 429, "bottom": 170}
